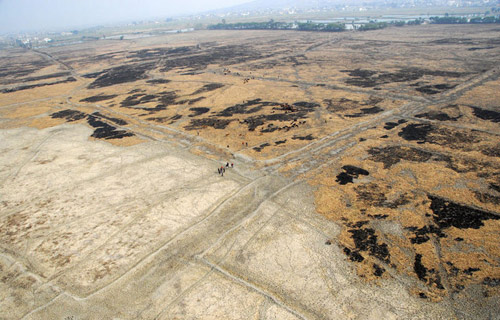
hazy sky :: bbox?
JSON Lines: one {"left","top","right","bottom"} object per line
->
{"left": 0, "top": 0, "right": 252, "bottom": 34}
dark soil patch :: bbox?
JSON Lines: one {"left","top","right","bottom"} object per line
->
{"left": 471, "top": 106, "right": 500, "bottom": 123}
{"left": 80, "top": 94, "right": 118, "bottom": 103}
{"left": 292, "top": 134, "right": 315, "bottom": 141}
{"left": 415, "top": 112, "right": 461, "bottom": 121}
{"left": 428, "top": 195, "right": 500, "bottom": 229}
{"left": 87, "top": 114, "right": 134, "bottom": 139}
{"left": 345, "top": 106, "right": 384, "bottom": 118}
{"left": 368, "top": 146, "right": 448, "bottom": 169}
{"left": 336, "top": 165, "right": 369, "bottom": 185}
{"left": 1, "top": 77, "right": 77, "bottom": 93}
{"left": 87, "top": 63, "right": 154, "bottom": 89}
{"left": 189, "top": 107, "right": 210, "bottom": 117}
{"left": 192, "top": 83, "right": 224, "bottom": 95}
{"left": 253, "top": 143, "right": 270, "bottom": 152}
{"left": 185, "top": 118, "right": 232, "bottom": 130}
{"left": 146, "top": 79, "right": 171, "bottom": 84}
{"left": 51, "top": 109, "right": 87, "bottom": 122}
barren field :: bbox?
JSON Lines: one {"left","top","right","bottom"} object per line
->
{"left": 0, "top": 24, "right": 499, "bottom": 319}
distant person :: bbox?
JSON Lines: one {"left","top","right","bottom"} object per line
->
{"left": 231, "top": 163, "right": 234, "bottom": 168}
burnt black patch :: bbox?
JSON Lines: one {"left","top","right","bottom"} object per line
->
{"left": 490, "top": 183, "right": 500, "bottom": 193}
{"left": 275, "top": 140, "right": 287, "bottom": 145}
{"left": 415, "top": 112, "right": 460, "bottom": 121}
{"left": 373, "top": 263, "right": 385, "bottom": 277}
{"left": 146, "top": 79, "right": 171, "bottom": 84}
{"left": 292, "top": 134, "right": 315, "bottom": 141}
{"left": 414, "top": 253, "right": 444, "bottom": 289}
{"left": 87, "top": 63, "right": 154, "bottom": 89}
{"left": 121, "top": 93, "right": 157, "bottom": 107}
{"left": 355, "top": 183, "right": 387, "bottom": 207}
{"left": 343, "top": 247, "right": 365, "bottom": 262}
{"left": 483, "top": 277, "right": 500, "bottom": 287}
{"left": 398, "top": 124, "right": 432, "bottom": 143}
{"left": 468, "top": 46, "right": 495, "bottom": 51}
{"left": 414, "top": 254, "right": 427, "bottom": 281}
{"left": 253, "top": 143, "right": 270, "bottom": 152}
{"left": 345, "top": 106, "right": 384, "bottom": 118}
{"left": 80, "top": 94, "right": 118, "bottom": 103}
{"left": 347, "top": 227, "right": 390, "bottom": 263}
{"left": 471, "top": 106, "right": 500, "bottom": 123}
{"left": 398, "top": 123, "right": 478, "bottom": 148}
{"left": 409, "top": 225, "right": 446, "bottom": 244}
{"left": 336, "top": 165, "right": 369, "bottom": 185}
{"left": 293, "top": 101, "right": 320, "bottom": 109}
{"left": 91, "top": 112, "right": 127, "bottom": 125}
{"left": 341, "top": 68, "right": 464, "bottom": 88}
{"left": 368, "top": 146, "right": 447, "bottom": 169}
{"left": 1, "top": 71, "right": 71, "bottom": 85}
{"left": 87, "top": 114, "right": 134, "bottom": 140}
{"left": 384, "top": 119, "right": 407, "bottom": 130}
{"left": 184, "top": 118, "right": 232, "bottom": 130}
{"left": 192, "top": 83, "right": 224, "bottom": 95}
{"left": 481, "top": 145, "right": 500, "bottom": 158}
{"left": 217, "top": 99, "right": 271, "bottom": 117}
{"left": 176, "top": 97, "right": 206, "bottom": 105}
{"left": 415, "top": 83, "right": 457, "bottom": 95}
{"left": 189, "top": 107, "right": 210, "bottom": 117}
{"left": 474, "top": 191, "right": 500, "bottom": 205}
{"left": 159, "top": 45, "right": 272, "bottom": 73}
{"left": 1, "top": 77, "right": 77, "bottom": 93}
{"left": 428, "top": 195, "right": 500, "bottom": 230}
{"left": 51, "top": 109, "right": 87, "bottom": 122}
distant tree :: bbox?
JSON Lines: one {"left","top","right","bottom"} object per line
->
{"left": 119, "top": 35, "right": 124, "bottom": 40}
{"left": 222, "top": 19, "right": 226, "bottom": 24}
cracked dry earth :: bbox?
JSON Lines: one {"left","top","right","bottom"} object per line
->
{"left": 1, "top": 24, "right": 499, "bottom": 319}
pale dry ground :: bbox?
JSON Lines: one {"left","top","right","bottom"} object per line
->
{"left": 0, "top": 24, "right": 499, "bottom": 319}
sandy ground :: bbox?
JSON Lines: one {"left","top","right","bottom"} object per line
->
{"left": 0, "top": 25, "right": 499, "bottom": 319}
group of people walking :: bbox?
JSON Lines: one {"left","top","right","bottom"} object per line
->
{"left": 218, "top": 162, "right": 234, "bottom": 177}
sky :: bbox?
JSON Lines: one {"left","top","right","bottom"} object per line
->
{"left": 0, "top": 0, "right": 252, "bottom": 34}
